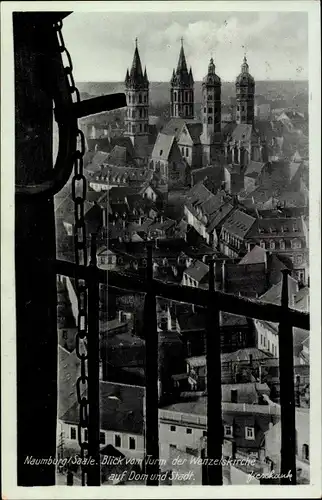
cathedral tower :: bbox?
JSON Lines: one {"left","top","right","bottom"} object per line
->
{"left": 200, "top": 57, "right": 222, "bottom": 165}
{"left": 235, "top": 55, "right": 255, "bottom": 124}
{"left": 170, "top": 38, "right": 194, "bottom": 119}
{"left": 125, "top": 39, "right": 149, "bottom": 160}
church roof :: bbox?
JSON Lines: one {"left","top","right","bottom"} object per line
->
{"left": 171, "top": 40, "right": 194, "bottom": 87}
{"left": 125, "top": 40, "right": 148, "bottom": 89}
{"left": 236, "top": 55, "right": 255, "bottom": 86}
{"left": 229, "top": 123, "right": 256, "bottom": 143}
{"left": 202, "top": 57, "right": 221, "bottom": 86}
{"left": 151, "top": 133, "right": 175, "bottom": 161}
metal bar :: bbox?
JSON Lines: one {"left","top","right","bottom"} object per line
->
{"left": 143, "top": 244, "right": 160, "bottom": 485}
{"left": 55, "top": 260, "right": 309, "bottom": 330}
{"left": 72, "top": 94, "right": 127, "bottom": 119}
{"left": 14, "top": 13, "right": 58, "bottom": 486}
{"left": 279, "top": 269, "right": 297, "bottom": 485}
{"left": 86, "top": 234, "right": 101, "bottom": 485}
{"left": 206, "top": 261, "right": 223, "bottom": 485}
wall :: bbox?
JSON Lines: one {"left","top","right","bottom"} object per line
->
{"left": 254, "top": 319, "right": 279, "bottom": 357}
{"left": 59, "top": 421, "right": 145, "bottom": 461}
{"left": 159, "top": 420, "right": 205, "bottom": 465}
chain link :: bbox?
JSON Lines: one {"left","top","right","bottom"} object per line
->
{"left": 54, "top": 19, "right": 89, "bottom": 486}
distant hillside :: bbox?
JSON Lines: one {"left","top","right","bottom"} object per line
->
{"left": 77, "top": 80, "right": 308, "bottom": 111}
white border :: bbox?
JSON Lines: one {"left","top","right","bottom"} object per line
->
{"left": 1, "top": 2, "right": 321, "bottom": 499}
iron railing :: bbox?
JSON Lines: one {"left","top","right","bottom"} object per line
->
{"left": 56, "top": 242, "right": 309, "bottom": 486}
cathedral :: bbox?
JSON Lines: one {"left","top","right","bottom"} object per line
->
{"left": 124, "top": 39, "right": 268, "bottom": 191}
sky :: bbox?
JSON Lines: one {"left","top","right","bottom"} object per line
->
{"left": 62, "top": 11, "right": 308, "bottom": 82}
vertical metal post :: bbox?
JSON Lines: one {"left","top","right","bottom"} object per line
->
{"left": 87, "top": 234, "right": 101, "bottom": 485}
{"left": 14, "top": 13, "right": 60, "bottom": 486}
{"left": 206, "top": 260, "right": 223, "bottom": 485}
{"left": 143, "top": 243, "right": 159, "bottom": 485}
{"left": 278, "top": 269, "right": 296, "bottom": 485}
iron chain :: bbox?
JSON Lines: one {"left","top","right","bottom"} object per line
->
{"left": 54, "top": 19, "right": 89, "bottom": 486}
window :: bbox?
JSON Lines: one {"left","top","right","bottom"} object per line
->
{"left": 261, "top": 334, "right": 263, "bottom": 345}
{"left": 264, "top": 337, "right": 266, "bottom": 347}
{"left": 139, "top": 93, "right": 142, "bottom": 103}
{"left": 302, "top": 444, "right": 309, "bottom": 461}
{"left": 272, "top": 343, "right": 275, "bottom": 356}
{"left": 260, "top": 240, "right": 266, "bottom": 249}
{"left": 292, "top": 240, "right": 302, "bottom": 249}
{"left": 100, "top": 431, "right": 106, "bottom": 445}
{"left": 224, "top": 425, "right": 233, "bottom": 437}
{"left": 115, "top": 434, "right": 121, "bottom": 447}
{"left": 84, "top": 429, "right": 88, "bottom": 441}
{"left": 169, "top": 444, "right": 177, "bottom": 449}
{"left": 159, "top": 150, "right": 163, "bottom": 156}
{"left": 268, "top": 340, "right": 270, "bottom": 351}
{"left": 208, "top": 107, "right": 213, "bottom": 113}
{"left": 129, "top": 437, "right": 136, "bottom": 450}
{"left": 208, "top": 116, "right": 213, "bottom": 125}
{"left": 295, "top": 254, "right": 303, "bottom": 265}
{"left": 245, "top": 427, "right": 255, "bottom": 440}
{"left": 70, "top": 426, "right": 76, "bottom": 440}
{"left": 170, "top": 425, "right": 176, "bottom": 432}
{"left": 186, "top": 428, "right": 192, "bottom": 434}
{"left": 270, "top": 241, "right": 275, "bottom": 250}
{"left": 186, "top": 148, "right": 189, "bottom": 157}
{"left": 203, "top": 431, "right": 207, "bottom": 437}
{"left": 280, "top": 240, "right": 285, "bottom": 250}
{"left": 181, "top": 147, "right": 184, "bottom": 156}
{"left": 204, "top": 107, "right": 206, "bottom": 113}
{"left": 231, "top": 389, "right": 238, "bottom": 403}
{"left": 174, "top": 91, "right": 177, "bottom": 101}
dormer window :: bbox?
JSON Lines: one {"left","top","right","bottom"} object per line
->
{"left": 269, "top": 240, "right": 275, "bottom": 250}
{"left": 260, "top": 240, "right": 266, "bottom": 249}
{"left": 280, "top": 240, "right": 285, "bottom": 250}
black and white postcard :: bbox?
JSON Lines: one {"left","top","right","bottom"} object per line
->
{"left": 1, "top": 1, "right": 321, "bottom": 498}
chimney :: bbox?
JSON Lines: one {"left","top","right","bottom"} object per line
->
{"left": 138, "top": 216, "right": 142, "bottom": 226}
{"left": 122, "top": 220, "right": 126, "bottom": 229}
{"left": 160, "top": 214, "right": 164, "bottom": 223}
{"left": 221, "top": 260, "right": 226, "bottom": 292}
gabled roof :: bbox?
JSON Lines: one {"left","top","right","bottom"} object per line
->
{"left": 185, "top": 122, "right": 202, "bottom": 145}
{"left": 221, "top": 348, "right": 270, "bottom": 363}
{"left": 206, "top": 203, "right": 234, "bottom": 233}
{"left": 222, "top": 209, "right": 256, "bottom": 239}
{"left": 258, "top": 275, "right": 299, "bottom": 306}
{"left": 238, "top": 245, "right": 267, "bottom": 265}
{"left": 107, "top": 145, "right": 131, "bottom": 167}
{"left": 86, "top": 151, "right": 109, "bottom": 173}
{"left": 183, "top": 259, "right": 209, "bottom": 283}
{"left": 245, "top": 161, "right": 266, "bottom": 178}
{"left": 61, "top": 380, "right": 145, "bottom": 435}
{"left": 151, "top": 133, "right": 175, "bottom": 161}
{"left": 161, "top": 118, "right": 197, "bottom": 141}
{"left": 229, "top": 124, "right": 257, "bottom": 143}
{"left": 246, "top": 217, "right": 305, "bottom": 238}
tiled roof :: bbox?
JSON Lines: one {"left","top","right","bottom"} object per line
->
{"left": 86, "top": 151, "right": 109, "bottom": 173}
{"left": 107, "top": 145, "right": 131, "bottom": 167}
{"left": 221, "top": 348, "right": 270, "bottom": 363}
{"left": 151, "top": 133, "right": 175, "bottom": 161}
{"left": 246, "top": 217, "right": 305, "bottom": 238}
{"left": 161, "top": 118, "right": 197, "bottom": 141}
{"left": 222, "top": 209, "right": 256, "bottom": 239}
{"left": 191, "top": 165, "right": 224, "bottom": 184}
{"left": 238, "top": 245, "right": 267, "bottom": 265}
{"left": 258, "top": 275, "right": 299, "bottom": 306}
{"left": 183, "top": 259, "right": 209, "bottom": 283}
{"left": 185, "top": 122, "right": 202, "bottom": 145}
{"left": 91, "top": 166, "right": 148, "bottom": 185}
{"left": 58, "top": 347, "right": 81, "bottom": 419}
{"left": 206, "top": 203, "right": 234, "bottom": 233}
{"left": 245, "top": 161, "right": 266, "bottom": 178}
{"left": 61, "top": 381, "right": 145, "bottom": 435}
{"left": 229, "top": 124, "right": 254, "bottom": 143}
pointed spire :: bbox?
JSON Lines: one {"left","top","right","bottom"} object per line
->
{"left": 189, "top": 67, "right": 194, "bottom": 84}
{"left": 125, "top": 68, "right": 129, "bottom": 84}
{"left": 177, "top": 38, "right": 188, "bottom": 73}
{"left": 130, "top": 39, "right": 143, "bottom": 80}
{"left": 144, "top": 66, "right": 149, "bottom": 84}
